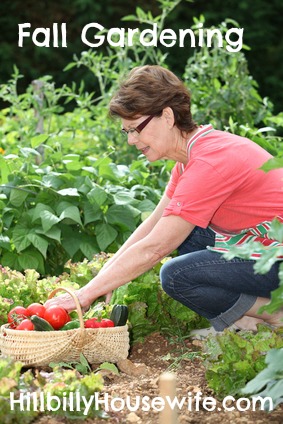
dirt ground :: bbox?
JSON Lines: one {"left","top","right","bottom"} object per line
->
{"left": 34, "top": 331, "right": 283, "bottom": 424}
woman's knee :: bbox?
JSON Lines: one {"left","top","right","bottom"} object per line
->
{"left": 160, "top": 259, "right": 175, "bottom": 295}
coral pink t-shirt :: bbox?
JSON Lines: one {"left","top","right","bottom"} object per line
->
{"left": 163, "top": 125, "right": 283, "bottom": 235}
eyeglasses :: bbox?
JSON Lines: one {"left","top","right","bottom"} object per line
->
{"left": 121, "top": 115, "right": 154, "bottom": 138}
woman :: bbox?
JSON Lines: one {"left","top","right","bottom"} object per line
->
{"left": 45, "top": 65, "right": 283, "bottom": 332}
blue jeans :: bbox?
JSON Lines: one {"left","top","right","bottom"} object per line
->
{"left": 160, "top": 226, "right": 280, "bottom": 330}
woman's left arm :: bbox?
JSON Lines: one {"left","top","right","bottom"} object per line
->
{"left": 45, "top": 215, "right": 195, "bottom": 311}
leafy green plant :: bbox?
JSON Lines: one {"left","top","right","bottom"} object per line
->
{"left": 0, "top": 357, "right": 39, "bottom": 424}
{"left": 49, "top": 353, "right": 92, "bottom": 375}
{"left": 0, "top": 257, "right": 207, "bottom": 342}
{"left": 183, "top": 16, "right": 274, "bottom": 132}
{"left": 203, "top": 325, "right": 283, "bottom": 399}
{"left": 49, "top": 354, "right": 119, "bottom": 376}
{"left": 110, "top": 259, "right": 209, "bottom": 343}
{"left": 0, "top": 148, "right": 161, "bottom": 275}
{"left": 241, "top": 348, "right": 283, "bottom": 410}
{"left": 36, "top": 366, "right": 105, "bottom": 420}
{"left": 0, "top": 355, "right": 106, "bottom": 421}
{"left": 1, "top": 3, "right": 282, "bottom": 277}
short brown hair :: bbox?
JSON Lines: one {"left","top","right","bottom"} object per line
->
{"left": 109, "top": 65, "right": 197, "bottom": 134}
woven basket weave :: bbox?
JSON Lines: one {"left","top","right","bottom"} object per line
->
{"left": 0, "top": 287, "right": 130, "bottom": 366}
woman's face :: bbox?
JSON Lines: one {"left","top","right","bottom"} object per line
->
{"left": 121, "top": 111, "right": 174, "bottom": 162}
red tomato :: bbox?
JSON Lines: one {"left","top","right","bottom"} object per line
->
{"left": 100, "top": 318, "right": 115, "bottom": 328}
{"left": 84, "top": 318, "right": 101, "bottom": 328}
{"left": 44, "top": 306, "right": 69, "bottom": 330}
{"left": 16, "top": 319, "right": 34, "bottom": 331}
{"left": 27, "top": 303, "right": 46, "bottom": 318}
{"left": 8, "top": 306, "right": 30, "bottom": 325}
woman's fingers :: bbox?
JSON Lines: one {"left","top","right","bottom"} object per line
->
{"left": 105, "top": 291, "right": 112, "bottom": 304}
{"left": 44, "top": 293, "right": 78, "bottom": 312}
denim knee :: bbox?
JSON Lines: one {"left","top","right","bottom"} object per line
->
{"left": 160, "top": 259, "right": 174, "bottom": 297}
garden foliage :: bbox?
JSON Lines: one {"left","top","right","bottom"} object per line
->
{"left": 204, "top": 325, "right": 283, "bottom": 400}
{"left": 0, "top": 1, "right": 281, "bottom": 276}
{"left": 241, "top": 348, "right": 283, "bottom": 410}
{"left": 0, "top": 258, "right": 207, "bottom": 340}
{"left": 0, "top": 356, "right": 104, "bottom": 423}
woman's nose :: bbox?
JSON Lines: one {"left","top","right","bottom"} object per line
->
{"left": 127, "top": 133, "right": 138, "bottom": 146}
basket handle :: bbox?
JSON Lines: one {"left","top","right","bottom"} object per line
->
{"left": 48, "top": 287, "right": 85, "bottom": 330}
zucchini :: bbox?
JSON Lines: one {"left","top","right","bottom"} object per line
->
{"left": 60, "top": 320, "right": 80, "bottom": 330}
{"left": 30, "top": 315, "right": 54, "bottom": 331}
{"left": 110, "top": 305, "right": 128, "bottom": 326}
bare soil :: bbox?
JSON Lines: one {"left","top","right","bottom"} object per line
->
{"left": 34, "top": 332, "right": 283, "bottom": 424}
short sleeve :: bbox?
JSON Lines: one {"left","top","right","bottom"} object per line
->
{"left": 163, "top": 159, "right": 233, "bottom": 228}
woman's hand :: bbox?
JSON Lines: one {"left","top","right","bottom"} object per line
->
{"left": 105, "top": 291, "right": 112, "bottom": 304}
{"left": 44, "top": 288, "right": 90, "bottom": 313}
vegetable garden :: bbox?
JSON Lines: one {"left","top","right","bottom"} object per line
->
{"left": 0, "top": 1, "right": 283, "bottom": 422}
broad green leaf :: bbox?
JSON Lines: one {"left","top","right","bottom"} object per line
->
{"left": 82, "top": 166, "right": 97, "bottom": 175}
{"left": 96, "top": 223, "right": 118, "bottom": 251}
{"left": 0, "top": 235, "right": 10, "bottom": 249}
{"left": 80, "top": 240, "right": 99, "bottom": 260}
{"left": 0, "top": 156, "right": 10, "bottom": 184}
{"left": 87, "top": 186, "right": 108, "bottom": 207}
{"left": 59, "top": 206, "right": 82, "bottom": 226}
{"left": 27, "top": 233, "right": 48, "bottom": 258}
{"left": 19, "top": 250, "right": 45, "bottom": 274}
{"left": 98, "top": 362, "right": 119, "bottom": 374}
{"left": 113, "top": 191, "right": 135, "bottom": 205}
{"left": 20, "top": 147, "right": 41, "bottom": 157}
{"left": 63, "top": 154, "right": 81, "bottom": 161}
{"left": 64, "top": 160, "right": 82, "bottom": 171}
{"left": 36, "top": 226, "right": 61, "bottom": 242}
{"left": 31, "top": 203, "right": 54, "bottom": 223}
{"left": 9, "top": 189, "right": 29, "bottom": 207}
{"left": 12, "top": 227, "right": 32, "bottom": 252}
{"left": 18, "top": 251, "right": 40, "bottom": 270}
{"left": 106, "top": 204, "right": 137, "bottom": 231}
{"left": 242, "top": 349, "right": 283, "bottom": 394}
{"left": 61, "top": 226, "right": 82, "bottom": 257}
{"left": 261, "top": 157, "right": 283, "bottom": 172}
{"left": 40, "top": 210, "right": 61, "bottom": 232}
{"left": 267, "top": 219, "right": 283, "bottom": 243}
{"left": 41, "top": 175, "right": 64, "bottom": 189}
{"left": 79, "top": 353, "right": 91, "bottom": 370}
{"left": 31, "top": 133, "right": 49, "bottom": 148}
{"left": 137, "top": 199, "right": 156, "bottom": 213}
{"left": 98, "top": 163, "right": 120, "bottom": 183}
{"left": 127, "top": 204, "right": 141, "bottom": 219}
{"left": 1, "top": 252, "right": 20, "bottom": 270}
{"left": 83, "top": 202, "right": 102, "bottom": 225}
{"left": 57, "top": 188, "right": 80, "bottom": 197}
{"left": 56, "top": 201, "right": 74, "bottom": 216}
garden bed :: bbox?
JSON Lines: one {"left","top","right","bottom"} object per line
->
{"left": 33, "top": 332, "right": 283, "bottom": 424}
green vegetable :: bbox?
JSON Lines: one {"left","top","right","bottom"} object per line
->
{"left": 30, "top": 315, "right": 54, "bottom": 331}
{"left": 203, "top": 324, "right": 283, "bottom": 399}
{"left": 60, "top": 320, "right": 80, "bottom": 330}
{"left": 110, "top": 305, "right": 128, "bottom": 326}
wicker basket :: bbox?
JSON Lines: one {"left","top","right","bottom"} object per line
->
{"left": 0, "top": 287, "right": 130, "bottom": 367}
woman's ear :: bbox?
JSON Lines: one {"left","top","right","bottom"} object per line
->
{"left": 162, "top": 107, "right": 175, "bottom": 129}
